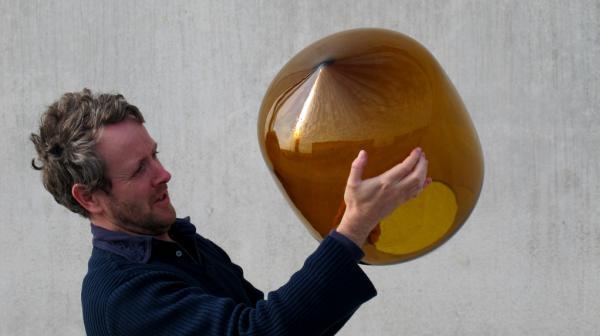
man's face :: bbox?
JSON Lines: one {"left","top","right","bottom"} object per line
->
{"left": 94, "top": 118, "right": 176, "bottom": 235}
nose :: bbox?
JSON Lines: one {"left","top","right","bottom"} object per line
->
{"left": 152, "top": 160, "right": 171, "bottom": 186}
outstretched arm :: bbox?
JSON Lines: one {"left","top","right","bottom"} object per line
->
{"left": 98, "top": 235, "right": 375, "bottom": 336}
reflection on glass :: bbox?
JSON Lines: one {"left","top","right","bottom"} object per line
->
{"left": 258, "top": 28, "right": 484, "bottom": 265}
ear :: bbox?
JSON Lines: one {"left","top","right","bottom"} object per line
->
{"left": 71, "top": 183, "right": 104, "bottom": 216}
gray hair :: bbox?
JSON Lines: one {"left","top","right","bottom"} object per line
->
{"left": 31, "top": 88, "right": 144, "bottom": 217}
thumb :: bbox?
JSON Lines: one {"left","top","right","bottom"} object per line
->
{"left": 347, "top": 150, "right": 367, "bottom": 186}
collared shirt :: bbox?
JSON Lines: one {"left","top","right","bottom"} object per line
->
{"left": 91, "top": 216, "right": 364, "bottom": 263}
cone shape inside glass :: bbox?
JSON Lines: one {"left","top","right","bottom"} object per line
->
{"left": 258, "top": 28, "right": 484, "bottom": 265}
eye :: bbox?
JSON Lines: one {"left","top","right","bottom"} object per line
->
{"left": 134, "top": 162, "right": 146, "bottom": 176}
{"left": 131, "top": 149, "right": 159, "bottom": 178}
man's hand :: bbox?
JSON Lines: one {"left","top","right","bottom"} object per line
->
{"left": 336, "top": 148, "right": 431, "bottom": 247}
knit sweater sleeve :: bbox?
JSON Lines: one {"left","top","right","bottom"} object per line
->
{"left": 104, "top": 235, "right": 377, "bottom": 336}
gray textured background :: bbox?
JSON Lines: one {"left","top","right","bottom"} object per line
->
{"left": 2, "top": 0, "right": 599, "bottom": 335}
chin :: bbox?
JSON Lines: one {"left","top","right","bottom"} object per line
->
{"left": 161, "top": 206, "right": 177, "bottom": 226}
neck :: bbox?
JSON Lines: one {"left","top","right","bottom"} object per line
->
{"left": 91, "top": 217, "right": 174, "bottom": 242}
{"left": 154, "top": 232, "right": 174, "bottom": 242}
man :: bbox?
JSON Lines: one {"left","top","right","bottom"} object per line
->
{"left": 31, "top": 89, "right": 430, "bottom": 335}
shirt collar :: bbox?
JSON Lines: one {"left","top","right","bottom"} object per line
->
{"left": 91, "top": 217, "right": 196, "bottom": 263}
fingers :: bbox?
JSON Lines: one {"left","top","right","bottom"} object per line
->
{"left": 385, "top": 147, "right": 422, "bottom": 180}
{"left": 347, "top": 150, "right": 368, "bottom": 186}
{"left": 423, "top": 177, "right": 432, "bottom": 188}
{"left": 408, "top": 152, "right": 429, "bottom": 187}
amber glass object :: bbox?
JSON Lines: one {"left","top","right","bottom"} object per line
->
{"left": 258, "top": 28, "right": 483, "bottom": 265}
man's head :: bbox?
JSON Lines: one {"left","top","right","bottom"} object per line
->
{"left": 31, "top": 89, "right": 176, "bottom": 235}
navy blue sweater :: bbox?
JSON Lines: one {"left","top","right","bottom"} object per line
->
{"left": 82, "top": 217, "right": 377, "bottom": 335}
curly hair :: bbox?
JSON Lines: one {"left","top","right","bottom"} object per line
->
{"left": 31, "top": 88, "right": 144, "bottom": 217}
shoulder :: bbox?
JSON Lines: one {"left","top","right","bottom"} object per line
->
{"left": 82, "top": 248, "right": 144, "bottom": 312}
{"left": 81, "top": 248, "right": 184, "bottom": 333}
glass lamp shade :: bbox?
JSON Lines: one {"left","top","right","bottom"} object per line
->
{"left": 258, "top": 28, "right": 484, "bottom": 265}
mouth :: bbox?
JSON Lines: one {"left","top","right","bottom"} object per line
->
{"left": 155, "top": 191, "right": 169, "bottom": 204}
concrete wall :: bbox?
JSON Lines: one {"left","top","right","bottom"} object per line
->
{"left": 1, "top": 0, "right": 599, "bottom": 335}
